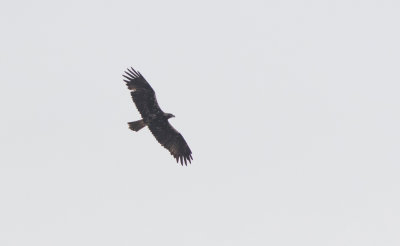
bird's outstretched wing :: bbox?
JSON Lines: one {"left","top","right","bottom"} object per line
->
{"left": 123, "top": 67, "right": 162, "bottom": 118}
{"left": 148, "top": 122, "right": 193, "bottom": 166}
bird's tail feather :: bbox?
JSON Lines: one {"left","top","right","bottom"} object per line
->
{"left": 128, "top": 120, "right": 146, "bottom": 132}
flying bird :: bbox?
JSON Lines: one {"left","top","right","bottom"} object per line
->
{"left": 123, "top": 67, "right": 193, "bottom": 165}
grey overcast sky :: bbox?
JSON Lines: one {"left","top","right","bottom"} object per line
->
{"left": 1, "top": 0, "right": 399, "bottom": 245}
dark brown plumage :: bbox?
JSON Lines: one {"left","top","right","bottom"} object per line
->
{"left": 123, "top": 67, "right": 193, "bottom": 165}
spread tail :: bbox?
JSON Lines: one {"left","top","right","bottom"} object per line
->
{"left": 128, "top": 120, "right": 146, "bottom": 132}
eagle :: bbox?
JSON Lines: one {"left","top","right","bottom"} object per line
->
{"left": 123, "top": 67, "right": 193, "bottom": 165}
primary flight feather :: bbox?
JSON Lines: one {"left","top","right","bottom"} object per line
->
{"left": 123, "top": 67, "right": 193, "bottom": 165}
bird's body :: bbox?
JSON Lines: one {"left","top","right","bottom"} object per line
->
{"left": 123, "top": 67, "right": 193, "bottom": 165}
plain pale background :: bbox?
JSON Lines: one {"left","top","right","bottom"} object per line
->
{"left": 1, "top": 0, "right": 399, "bottom": 245}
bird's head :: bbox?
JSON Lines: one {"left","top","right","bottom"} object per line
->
{"left": 164, "top": 113, "right": 175, "bottom": 119}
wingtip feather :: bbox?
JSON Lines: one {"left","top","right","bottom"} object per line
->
{"left": 125, "top": 70, "right": 136, "bottom": 78}
{"left": 128, "top": 67, "right": 139, "bottom": 77}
